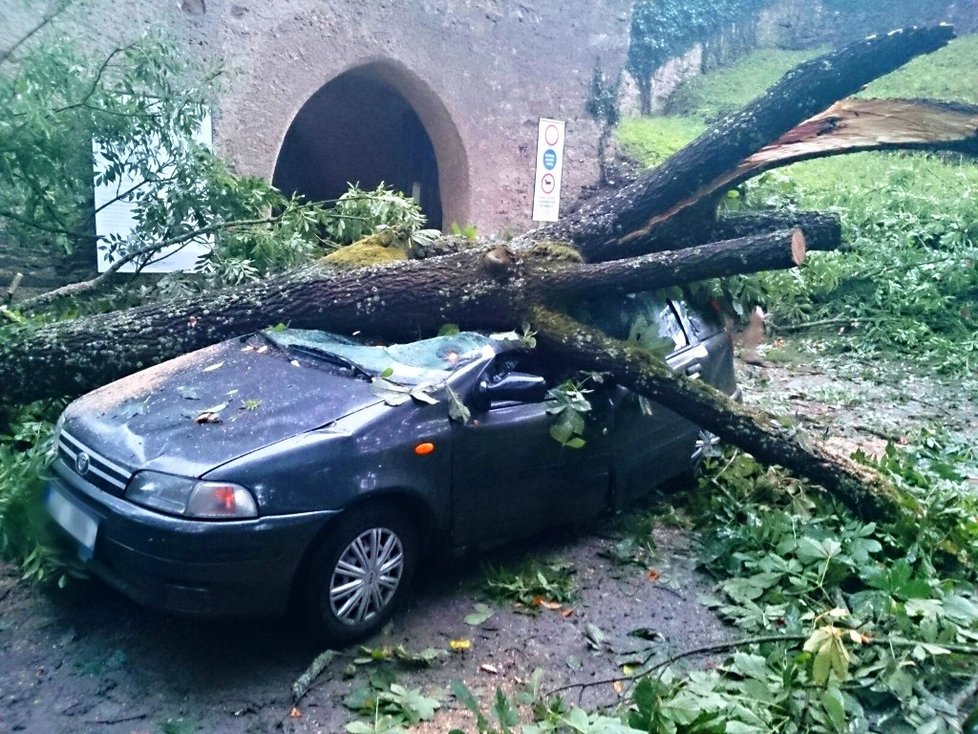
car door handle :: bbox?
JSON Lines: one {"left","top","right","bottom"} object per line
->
{"left": 685, "top": 364, "right": 702, "bottom": 379}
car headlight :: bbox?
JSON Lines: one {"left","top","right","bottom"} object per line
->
{"left": 125, "top": 471, "right": 258, "bottom": 519}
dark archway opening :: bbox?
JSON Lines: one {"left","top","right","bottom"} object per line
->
{"left": 273, "top": 67, "right": 444, "bottom": 229}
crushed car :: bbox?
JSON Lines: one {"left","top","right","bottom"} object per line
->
{"left": 45, "top": 294, "right": 737, "bottom": 644}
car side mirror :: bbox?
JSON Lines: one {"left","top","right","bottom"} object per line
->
{"left": 478, "top": 372, "right": 548, "bottom": 406}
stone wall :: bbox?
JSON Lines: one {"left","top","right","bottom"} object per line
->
{"left": 4, "top": 1, "right": 633, "bottom": 240}
{"left": 213, "top": 1, "right": 633, "bottom": 236}
{"left": 756, "top": 0, "right": 975, "bottom": 50}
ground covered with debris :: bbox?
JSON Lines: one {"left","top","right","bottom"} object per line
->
{"left": 1, "top": 347, "right": 976, "bottom": 734}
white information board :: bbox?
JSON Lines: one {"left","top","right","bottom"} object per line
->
{"left": 93, "top": 113, "right": 214, "bottom": 273}
{"left": 531, "top": 118, "right": 566, "bottom": 223}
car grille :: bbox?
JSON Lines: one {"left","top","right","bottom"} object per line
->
{"left": 57, "top": 430, "right": 131, "bottom": 497}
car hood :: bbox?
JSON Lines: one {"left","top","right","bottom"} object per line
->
{"left": 62, "top": 336, "right": 385, "bottom": 478}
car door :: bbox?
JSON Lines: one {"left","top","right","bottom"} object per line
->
{"left": 450, "top": 350, "right": 612, "bottom": 547}
{"left": 610, "top": 297, "right": 704, "bottom": 500}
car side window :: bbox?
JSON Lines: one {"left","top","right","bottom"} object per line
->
{"left": 474, "top": 350, "right": 562, "bottom": 410}
{"left": 684, "top": 304, "right": 723, "bottom": 342}
{"left": 629, "top": 299, "right": 688, "bottom": 351}
{"left": 571, "top": 294, "right": 689, "bottom": 352}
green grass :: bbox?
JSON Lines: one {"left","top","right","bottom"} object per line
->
{"left": 618, "top": 115, "right": 705, "bottom": 166}
{"left": 745, "top": 153, "right": 978, "bottom": 369}
{"left": 665, "top": 47, "right": 825, "bottom": 121}
{"left": 858, "top": 34, "right": 978, "bottom": 104}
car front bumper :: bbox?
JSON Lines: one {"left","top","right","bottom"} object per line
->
{"left": 45, "top": 465, "right": 338, "bottom": 617}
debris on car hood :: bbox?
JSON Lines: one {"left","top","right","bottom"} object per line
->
{"left": 62, "top": 336, "right": 386, "bottom": 478}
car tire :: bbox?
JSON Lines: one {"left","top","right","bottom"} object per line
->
{"left": 299, "top": 503, "right": 417, "bottom": 646}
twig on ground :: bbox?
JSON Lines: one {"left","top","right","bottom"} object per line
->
{"left": 91, "top": 712, "right": 149, "bottom": 725}
{"left": 544, "top": 633, "right": 808, "bottom": 698}
{"left": 544, "top": 634, "right": 978, "bottom": 699}
{"left": 292, "top": 649, "right": 337, "bottom": 704}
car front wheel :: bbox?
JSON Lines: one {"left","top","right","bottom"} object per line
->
{"left": 300, "top": 504, "right": 417, "bottom": 646}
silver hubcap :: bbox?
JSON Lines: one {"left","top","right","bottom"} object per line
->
{"left": 329, "top": 527, "right": 404, "bottom": 625}
{"left": 691, "top": 430, "right": 721, "bottom": 464}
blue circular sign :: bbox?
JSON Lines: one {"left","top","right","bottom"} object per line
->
{"left": 542, "top": 149, "right": 558, "bottom": 171}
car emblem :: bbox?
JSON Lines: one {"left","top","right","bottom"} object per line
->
{"left": 75, "top": 452, "right": 91, "bottom": 476}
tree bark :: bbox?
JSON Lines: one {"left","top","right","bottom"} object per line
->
{"left": 532, "top": 308, "right": 918, "bottom": 523}
{"left": 0, "top": 228, "right": 828, "bottom": 404}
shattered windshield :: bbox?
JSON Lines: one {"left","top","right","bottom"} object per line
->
{"left": 263, "top": 329, "right": 496, "bottom": 385}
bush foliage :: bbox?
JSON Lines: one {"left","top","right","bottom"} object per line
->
{"left": 0, "top": 32, "right": 427, "bottom": 304}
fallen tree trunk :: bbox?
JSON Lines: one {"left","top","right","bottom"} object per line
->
{"left": 534, "top": 25, "right": 957, "bottom": 262}
{"left": 532, "top": 308, "right": 919, "bottom": 524}
{"left": 0, "top": 227, "right": 828, "bottom": 404}
{"left": 638, "top": 98, "right": 978, "bottom": 249}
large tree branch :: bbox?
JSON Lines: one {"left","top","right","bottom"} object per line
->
{"left": 531, "top": 308, "right": 919, "bottom": 523}
{"left": 538, "top": 227, "right": 814, "bottom": 297}
{"left": 0, "top": 227, "right": 831, "bottom": 403}
{"left": 638, "top": 98, "right": 978, "bottom": 246}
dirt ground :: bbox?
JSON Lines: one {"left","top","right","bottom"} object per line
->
{"left": 2, "top": 348, "right": 976, "bottom": 734}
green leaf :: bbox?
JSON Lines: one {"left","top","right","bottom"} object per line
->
{"left": 343, "top": 685, "right": 377, "bottom": 712}
{"left": 822, "top": 687, "right": 846, "bottom": 732}
{"left": 795, "top": 537, "right": 842, "bottom": 562}
{"left": 550, "top": 421, "right": 575, "bottom": 444}
{"left": 450, "top": 679, "right": 489, "bottom": 731}
{"left": 914, "top": 643, "right": 951, "bottom": 658}
{"left": 725, "top": 722, "right": 768, "bottom": 734}
{"left": 813, "top": 641, "right": 834, "bottom": 686}
{"left": 446, "top": 386, "right": 471, "bottom": 424}
{"left": 384, "top": 683, "right": 440, "bottom": 723}
{"left": 565, "top": 707, "right": 590, "bottom": 732}
{"left": 492, "top": 688, "right": 519, "bottom": 731}
{"left": 585, "top": 622, "right": 606, "bottom": 650}
{"left": 730, "top": 652, "right": 769, "bottom": 681}
{"left": 464, "top": 602, "right": 494, "bottom": 626}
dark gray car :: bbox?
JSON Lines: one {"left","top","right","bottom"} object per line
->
{"left": 45, "top": 295, "right": 737, "bottom": 644}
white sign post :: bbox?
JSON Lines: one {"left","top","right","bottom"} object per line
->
{"left": 531, "top": 118, "right": 565, "bottom": 222}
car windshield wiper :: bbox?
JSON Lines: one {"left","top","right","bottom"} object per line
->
{"left": 285, "top": 344, "right": 374, "bottom": 380}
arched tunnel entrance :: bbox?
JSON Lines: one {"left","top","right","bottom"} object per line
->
{"left": 273, "top": 63, "right": 469, "bottom": 231}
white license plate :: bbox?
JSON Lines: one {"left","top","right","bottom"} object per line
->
{"left": 46, "top": 486, "right": 99, "bottom": 552}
